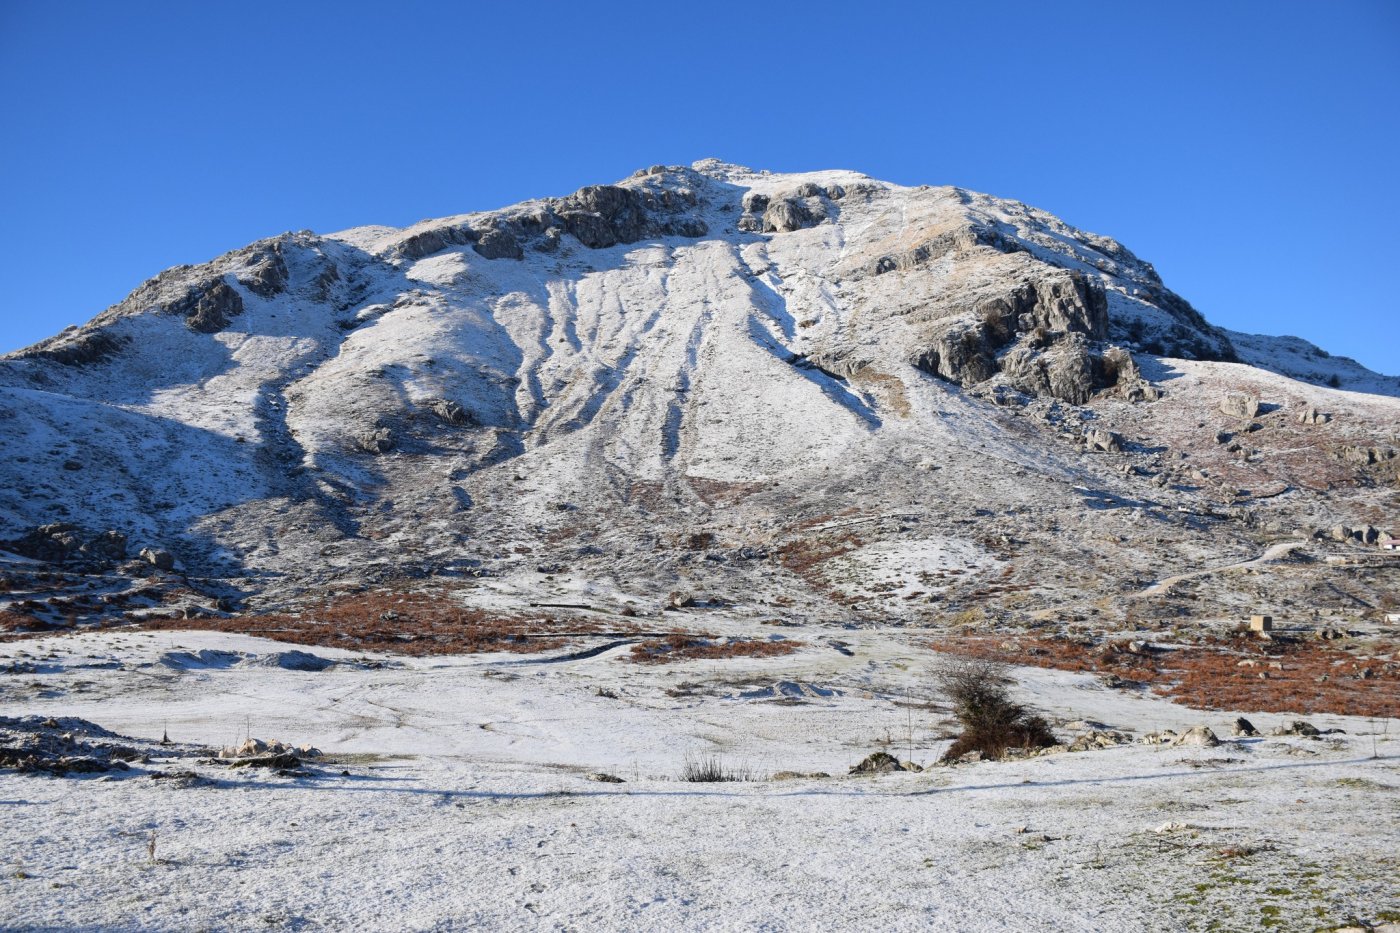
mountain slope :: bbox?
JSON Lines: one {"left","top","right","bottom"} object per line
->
{"left": 2, "top": 160, "right": 1396, "bottom": 630}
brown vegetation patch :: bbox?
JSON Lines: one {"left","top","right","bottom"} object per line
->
{"left": 776, "top": 532, "right": 864, "bottom": 576}
{"left": 685, "top": 477, "right": 770, "bottom": 507}
{"left": 934, "top": 633, "right": 1398, "bottom": 719}
{"left": 133, "top": 591, "right": 608, "bottom": 656}
{"left": 627, "top": 634, "right": 802, "bottom": 664}
{"left": 0, "top": 610, "right": 58, "bottom": 634}
{"left": 849, "top": 369, "right": 911, "bottom": 418}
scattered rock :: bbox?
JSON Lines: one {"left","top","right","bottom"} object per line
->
{"left": 138, "top": 547, "right": 175, "bottom": 571}
{"left": 1232, "top": 717, "right": 1259, "bottom": 737}
{"left": 428, "top": 399, "right": 473, "bottom": 426}
{"left": 1270, "top": 720, "right": 1320, "bottom": 737}
{"left": 1296, "top": 405, "right": 1330, "bottom": 425}
{"left": 1220, "top": 393, "right": 1260, "bottom": 420}
{"left": 1084, "top": 426, "right": 1122, "bottom": 453}
{"left": 849, "top": 751, "right": 903, "bottom": 774}
{"left": 586, "top": 772, "right": 625, "bottom": 783}
{"left": 227, "top": 752, "right": 303, "bottom": 770}
{"left": 1068, "top": 730, "right": 1131, "bottom": 752}
{"left": 356, "top": 427, "right": 395, "bottom": 454}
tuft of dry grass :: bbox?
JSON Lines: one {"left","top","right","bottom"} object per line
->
{"left": 627, "top": 634, "right": 802, "bottom": 664}
{"left": 678, "top": 752, "right": 759, "bottom": 782}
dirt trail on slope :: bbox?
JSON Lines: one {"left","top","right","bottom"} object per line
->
{"left": 1137, "top": 540, "right": 1305, "bottom": 597}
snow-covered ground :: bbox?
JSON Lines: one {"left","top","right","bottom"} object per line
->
{"left": 1, "top": 629, "right": 1396, "bottom": 931}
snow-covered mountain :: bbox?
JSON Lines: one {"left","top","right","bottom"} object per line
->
{"left": 2, "top": 160, "right": 1396, "bottom": 627}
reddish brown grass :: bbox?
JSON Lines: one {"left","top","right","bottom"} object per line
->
{"left": 627, "top": 634, "right": 803, "bottom": 664}
{"left": 933, "top": 634, "right": 1398, "bottom": 719}
{"left": 777, "top": 532, "right": 864, "bottom": 576}
{"left": 0, "top": 610, "right": 58, "bottom": 634}
{"left": 133, "top": 591, "right": 610, "bottom": 656}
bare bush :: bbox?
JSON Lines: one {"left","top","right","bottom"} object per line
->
{"left": 937, "top": 656, "right": 1056, "bottom": 760}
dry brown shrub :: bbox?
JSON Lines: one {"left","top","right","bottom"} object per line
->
{"left": 0, "top": 611, "right": 57, "bottom": 635}
{"left": 133, "top": 591, "right": 611, "bottom": 656}
{"left": 937, "top": 656, "right": 1057, "bottom": 760}
{"left": 627, "top": 634, "right": 802, "bottom": 664}
{"left": 777, "top": 533, "right": 863, "bottom": 575}
{"left": 934, "top": 633, "right": 1398, "bottom": 719}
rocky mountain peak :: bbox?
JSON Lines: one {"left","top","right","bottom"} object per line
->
{"left": 0, "top": 162, "right": 1395, "bottom": 630}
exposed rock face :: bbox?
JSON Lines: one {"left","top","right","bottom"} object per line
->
{"left": 472, "top": 227, "right": 523, "bottom": 261}
{"left": 911, "top": 271, "right": 1122, "bottom": 404}
{"left": 235, "top": 242, "right": 289, "bottom": 298}
{"left": 170, "top": 279, "right": 244, "bottom": 333}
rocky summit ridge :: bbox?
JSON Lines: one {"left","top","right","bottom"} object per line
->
{"left": 1, "top": 159, "right": 1396, "bottom": 631}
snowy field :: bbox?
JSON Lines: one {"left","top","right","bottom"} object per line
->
{"left": 1, "top": 629, "right": 1397, "bottom": 931}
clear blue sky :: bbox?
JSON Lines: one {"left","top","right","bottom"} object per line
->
{"left": 2, "top": 1, "right": 1397, "bottom": 374}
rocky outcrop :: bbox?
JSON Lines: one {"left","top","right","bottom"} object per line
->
{"left": 1171, "top": 725, "right": 1220, "bottom": 747}
{"left": 551, "top": 182, "right": 707, "bottom": 249}
{"left": 738, "top": 184, "right": 841, "bottom": 234}
{"left": 1340, "top": 444, "right": 1397, "bottom": 465}
{"left": 398, "top": 225, "right": 478, "bottom": 262}
{"left": 8, "top": 525, "right": 129, "bottom": 565}
{"left": 11, "top": 329, "right": 126, "bottom": 367}
{"left": 81, "top": 530, "right": 127, "bottom": 561}
{"left": 234, "top": 242, "right": 289, "bottom": 298}
{"left": 472, "top": 226, "right": 523, "bottom": 261}
{"left": 998, "top": 333, "right": 1101, "bottom": 405}
{"left": 762, "top": 196, "right": 821, "bottom": 233}
{"left": 911, "top": 270, "right": 1123, "bottom": 404}
{"left": 169, "top": 279, "right": 244, "bottom": 334}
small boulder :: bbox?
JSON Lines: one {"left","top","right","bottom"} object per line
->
{"left": 428, "top": 399, "right": 472, "bottom": 426}
{"left": 81, "top": 530, "right": 128, "bottom": 561}
{"left": 1084, "top": 426, "right": 1122, "bottom": 453}
{"left": 139, "top": 547, "right": 175, "bottom": 571}
{"left": 1220, "top": 393, "right": 1260, "bottom": 420}
{"left": 356, "top": 428, "right": 395, "bottom": 455}
{"left": 1271, "top": 720, "right": 1320, "bottom": 737}
{"left": 1296, "top": 405, "right": 1330, "bottom": 425}
{"left": 849, "top": 751, "right": 903, "bottom": 774}
{"left": 1232, "top": 717, "right": 1259, "bottom": 737}
{"left": 1172, "top": 726, "right": 1220, "bottom": 748}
